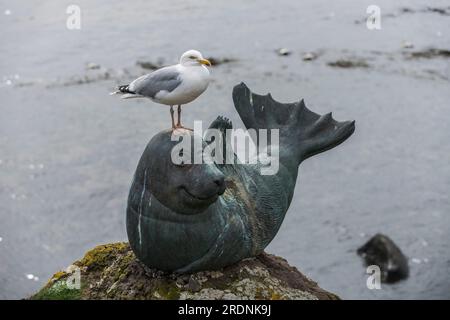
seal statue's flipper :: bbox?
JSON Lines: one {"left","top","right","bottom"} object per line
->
{"left": 206, "top": 116, "right": 237, "bottom": 165}
{"left": 232, "top": 82, "right": 355, "bottom": 164}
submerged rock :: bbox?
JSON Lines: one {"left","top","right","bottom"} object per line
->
{"left": 328, "top": 59, "right": 369, "bottom": 68}
{"left": 136, "top": 59, "right": 165, "bottom": 70}
{"left": 205, "top": 57, "right": 237, "bottom": 66}
{"left": 30, "top": 243, "right": 338, "bottom": 300}
{"left": 357, "top": 234, "right": 409, "bottom": 283}
{"left": 404, "top": 48, "right": 450, "bottom": 59}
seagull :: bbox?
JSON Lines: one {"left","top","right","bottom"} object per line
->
{"left": 111, "top": 50, "right": 211, "bottom": 129}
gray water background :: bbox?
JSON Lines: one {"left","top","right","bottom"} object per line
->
{"left": 0, "top": 0, "right": 449, "bottom": 299}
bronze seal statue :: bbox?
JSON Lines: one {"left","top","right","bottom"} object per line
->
{"left": 126, "top": 82, "right": 355, "bottom": 273}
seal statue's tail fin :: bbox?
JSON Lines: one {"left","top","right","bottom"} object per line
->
{"left": 232, "top": 82, "right": 355, "bottom": 163}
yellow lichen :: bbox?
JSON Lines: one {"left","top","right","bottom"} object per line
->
{"left": 270, "top": 291, "right": 282, "bottom": 300}
{"left": 75, "top": 242, "right": 129, "bottom": 270}
{"left": 153, "top": 281, "right": 181, "bottom": 300}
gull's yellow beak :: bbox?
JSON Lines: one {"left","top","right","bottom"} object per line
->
{"left": 198, "top": 58, "right": 212, "bottom": 66}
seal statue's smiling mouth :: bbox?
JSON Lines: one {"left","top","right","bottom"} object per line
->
{"left": 179, "top": 186, "right": 219, "bottom": 202}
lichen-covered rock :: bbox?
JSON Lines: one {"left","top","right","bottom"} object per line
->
{"left": 30, "top": 243, "right": 339, "bottom": 300}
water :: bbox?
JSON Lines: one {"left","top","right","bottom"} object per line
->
{"left": 1, "top": 0, "right": 449, "bottom": 299}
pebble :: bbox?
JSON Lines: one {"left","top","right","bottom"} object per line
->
{"left": 187, "top": 277, "right": 202, "bottom": 292}
{"left": 402, "top": 41, "right": 414, "bottom": 49}
{"left": 277, "top": 48, "right": 291, "bottom": 56}
{"left": 302, "top": 52, "right": 317, "bottom": 61}
{"left": 86, "top": 62, "right": 101, "bottom": 70}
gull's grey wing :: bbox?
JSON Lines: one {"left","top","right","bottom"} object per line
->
{"left": 129, "top": 66, "right": 182, "bottom": 98}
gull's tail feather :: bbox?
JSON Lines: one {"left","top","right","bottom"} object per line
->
{"left": 110, "top": 84, "right": 144, "bottom": 99}
{"left": 120, "top": 93, "right": 144, "bottom": 99}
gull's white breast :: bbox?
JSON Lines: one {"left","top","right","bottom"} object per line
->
{"left": 154, "top": 64, "right": 211, "bottom": 105}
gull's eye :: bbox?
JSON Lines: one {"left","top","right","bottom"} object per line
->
{"left": 189, "top": 55, "right": 197, "bottom": 59}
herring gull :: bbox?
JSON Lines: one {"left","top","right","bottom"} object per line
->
{"left": 111, "top": 50, "right": 211, "bottom": 129}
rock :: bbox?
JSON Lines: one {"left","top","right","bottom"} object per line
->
{"left": 401, "top": 41, "right": 414, "bottom": 49}
{"left": 357, "top": 234, "right": 409, "bottom": 283}
{"left": 302, "top": 52, "right": 318, "bottom": 61}
{"left": 404, "top": 48, "right": 450, "bottom": 59}
{"left": 205, "top": 57, "right": 237, "bottom": 66}
{"left": 187, "top": 277, "right": 202, "bottom": 292}
{"left": 136, "top": 59, "right": 165, "bottom": 70}
{"left": 425, "top": 6, "right": 450, "bottom": 16}
{"left": 328, "top": 59, "right": 369, "bottom": 68}
{"left": 86, "top": 62, "right": 101, "bottom": 70}
{"left": 276, "top": 48, "right": 291, "bottom": 56}
{"left": 30, "top": 243, "right": 339, "bottom": 300}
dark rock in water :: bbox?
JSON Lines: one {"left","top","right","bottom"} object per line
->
{"left": 328, "top": 59, "right": 369, "bottom": 68}
{"left": 136, "top": 59, "right": 164, "bottom": 70}
{"left": 29, "top": 243, "right": 339, "bottom": 300}
{"left": 206, "top": 57, "right": 237, "bottom": 66}
{"left": 425, "top": 6, "right": 450, "bottom": 16}
{"left": 357, "top": 234, "right": 409, "bottom": 283}
{"left": 404, "top": 48, "right": 450, "bottom": 59}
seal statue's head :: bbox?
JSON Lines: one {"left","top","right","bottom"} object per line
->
{"left": 139, "top": 128, "right": 226, "bottom": 215}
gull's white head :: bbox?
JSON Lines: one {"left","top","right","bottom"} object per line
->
{"left": 179, "top": 50, "right": 211, "bottom": 67}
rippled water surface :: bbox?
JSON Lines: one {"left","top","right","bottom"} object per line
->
{"left": 1, "top": 0, "right": 449, "bottom": 299}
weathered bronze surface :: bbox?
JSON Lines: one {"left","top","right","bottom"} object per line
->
{"left": 127, "top": 82, "right": 355, "bottom": 273}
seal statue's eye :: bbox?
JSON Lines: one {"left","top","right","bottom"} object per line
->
{"left": 174, "top": 160, "right": 191, "bottom": 168}
{"left": 174, "top": 160, "right": 184, "bottom": 167}
{"left": 174, "top": 159, "right": 194, "bottom": 168}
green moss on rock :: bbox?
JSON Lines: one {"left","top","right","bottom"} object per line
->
{"left": 30, "top": 242, "right": 339, "bottom": 300}
{"left": 32, "top": 280, "right": 82, "bottom": 300}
